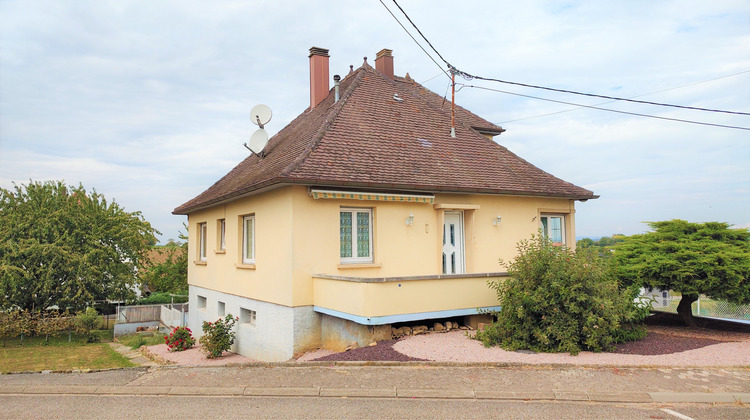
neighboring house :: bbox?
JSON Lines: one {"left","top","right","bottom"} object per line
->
{"left": 173, "top": 47, "right": 598, "bottom": 361}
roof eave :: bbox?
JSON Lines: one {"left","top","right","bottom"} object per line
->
{"left": 173, "top": 176, "right": 598, "bottom": 215}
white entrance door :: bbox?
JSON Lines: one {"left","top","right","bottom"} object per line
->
{"left": 442, "top": 211, "right": 465, "bottom": 274}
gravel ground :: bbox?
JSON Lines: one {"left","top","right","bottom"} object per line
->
{"left": 145, "top": 343, "right": 255, "bottom": 366}
{"left": 147, "top": 314, "right": 750, "bottom": 366}
{"left": 306, "top": 340, "right": 429, "bottom": 362}
{"left": 299, "top": 314, "right": 750, "bottom": 365}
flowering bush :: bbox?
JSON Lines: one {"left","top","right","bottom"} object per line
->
{"left": 199, "top": 314, "right": 238, "bottom": 358}
{"left": 165, "top": 326, "right": 195, "bottom": 352}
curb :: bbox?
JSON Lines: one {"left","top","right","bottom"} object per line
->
{"left": 1, "top": 385, "right": 747, "bottom": 403}
{"left": 3, "top": 362, "right": 749, "bottom": 376}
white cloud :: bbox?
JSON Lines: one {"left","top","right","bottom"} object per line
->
{"left": 1, "top": 0, "right": 748, "bottom": 242}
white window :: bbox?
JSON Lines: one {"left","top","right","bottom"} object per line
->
{"left": 217, "top": 301, "right": 225, "bottom": 316}
{"left": 540, "top": 214, "right": 565, "bottom": 246}
{"left": 242, "top": 215, "right": 255, "bottom": 264}
{"left": 340, "top": 208, "right": 373, "bottom": 263}
{"left": 240, "top": 307, "right": 256, "bottom": 326}
{"left": 197, "top": 295, "right": 207, "bottom": 310}
{"left": 198, "top": 222, "right": 207, "bottom": 261}
{"left": 218, "top": 219, "right": 226, "bottom": 251}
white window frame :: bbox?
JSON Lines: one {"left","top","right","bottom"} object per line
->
{"left": 540, "top": 214, "right": 566, "bottom": 246}
{"left": 242, "top": 215, "right": 255, "bottom": 264}
{"left": 197, "top": 295, "right": 207, "bottom": 311}
{"left": 198, "top": 222, "right": 207, "bottom": 261}
{"left": 340, "top": 207, "right": 373, "bottom": 264}
{"left": 218, "top": 219, "right": 226, "bottom": 251}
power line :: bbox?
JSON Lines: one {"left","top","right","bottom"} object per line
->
{"left": 378, "top": 0, "right": 449, "bottom": 79}
{"left": 461, "top": 84, "right": 750, "bottom": 131}
{"left": 389, "top": 0, "right": 750, "bottom": 117}
{"left": 499, "top": 70, "right": 750, "bottom": 124}
{"left": 459, "top": 73, "right": 750, "bottom": 116}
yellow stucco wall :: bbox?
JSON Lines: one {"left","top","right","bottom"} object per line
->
{"left": 188, "top": 185, "right": 577, "bottom": 310}
{"left": 187, "top": 187, "right": 295, "bottom": 306}
{"left": 313, "top": 276, "right": 504, "bottom": 318}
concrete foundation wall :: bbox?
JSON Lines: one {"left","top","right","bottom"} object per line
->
{"left": 320, "top": 314, "right": 391, "bottom": 351}
{"left": 113, "top": 321, "right": 159, "bottom": 337}
{"left": 189, "top": 285, "right": 320, "bottom": 362}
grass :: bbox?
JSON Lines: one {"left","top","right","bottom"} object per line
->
{"left": 0, "top": 330, "right": 134, "bottom": 373}
{"left": 116, "top": 331, "right": 167, "bottom": 350}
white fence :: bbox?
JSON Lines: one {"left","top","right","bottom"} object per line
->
{"left": 115, "top": 303, "right": 188, "bottom": 334}
{"left": 161, "top": 303, "right": 189, "bottom": 329}
{"left": 644, "top": 289, "right": 750, "bottom": 323}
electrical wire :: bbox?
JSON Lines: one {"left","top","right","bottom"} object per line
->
{"left": 378, "top": 0, "right": 449, "bottom": 79}
{"left": 390, "top": 0, "right": 455, "bottom": 70}
{"left": 500, "top": 70, "right": 750, "bottom": 124}
{"left": 460, "top": 73, "right": 750, "bottom": 116}
{"left": 460, "top": 84, "right": 750, "bottom": 131}
{"left": 389, "top": 0, "right": 750, "bottom": 117}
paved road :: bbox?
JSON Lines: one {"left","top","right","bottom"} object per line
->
{"left": 1, "top": 365, "right": 748, "bottom": 418}
{"left": 1, "top": 395, "right": 748, "bottom": 419}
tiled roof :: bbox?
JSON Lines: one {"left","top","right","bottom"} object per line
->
{"left": 174, "top": 62, "right": 596, "bottom": 215}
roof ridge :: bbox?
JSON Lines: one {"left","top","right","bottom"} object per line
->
{"left": 280, "top": 66, "right": 369, "bottom": 177}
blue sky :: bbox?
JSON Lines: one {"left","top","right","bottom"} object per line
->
{"left": 1, "top": 0, "right": 748, "bottom": 242}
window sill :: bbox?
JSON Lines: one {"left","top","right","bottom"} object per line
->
{"left": 235, "top": 263, "right": 256, "bottom": 270}
{"left": 338, "top": 263, "right": 382, "bottom": 269}
{"left": 214, "top": 249, "right": 226, "bottom": 254}
{"left": 194, "top": 260, "right": 207, "bottom": 266}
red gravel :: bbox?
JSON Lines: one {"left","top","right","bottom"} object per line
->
{"left": 612, "top": 332, "right": 724, "bottom": 355}
{"left": 310, "top": 313, "right": 747, "bottom": 362}
{"left": 311, "top": 340, "right": 428, "bottom": 362}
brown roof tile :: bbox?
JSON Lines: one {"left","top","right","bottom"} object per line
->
{"left": 174, "top": 63, "right": 596, "bottom": 215}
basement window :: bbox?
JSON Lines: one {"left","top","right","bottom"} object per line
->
{"left": 197, "top": 295, "right": 207, "bottom": 311}
{"left": 240, "top": 307, "right": 256, "bottom": 326}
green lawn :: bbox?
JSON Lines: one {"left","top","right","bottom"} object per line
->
{"left": 116, "top": 331, "right": 167, "bottom": 349}
{"left": 0, "top": 331, "right": 134, "bottom": 373}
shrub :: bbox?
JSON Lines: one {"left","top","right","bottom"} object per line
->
{"left": 138, "top": 292, "right": 188, "bottom": 305}
{"left": 165, "top": 326, "right": 195, "bottom": 352}
{"left": 75, "top": 308, "right": 103, "bottom": 343}
{"left": 199, "top": 314, "right": 238, "bottom": 358}
{"left": 476, "top": 234, "right": 649, "bottom": 355}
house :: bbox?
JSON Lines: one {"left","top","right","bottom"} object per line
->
{"left": 173, "top": 47, "right": 597, "bottom": 361}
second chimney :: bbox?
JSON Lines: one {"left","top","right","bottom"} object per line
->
{"left": 309, "top": 47, "right": 330, "bottom": 109}
{"left": 375, "top": 48, "right": 394, "bottom": 80}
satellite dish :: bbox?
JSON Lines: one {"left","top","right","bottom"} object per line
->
{"left": 250, "top": 104, "right": 272, "bottom": 128}
{"left": 246, "top": 129, "right": 269, "bottom": 155}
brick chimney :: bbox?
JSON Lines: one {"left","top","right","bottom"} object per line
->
{"left": 309, "top": 47, "right": 330, "bottom": 109}
{"left": 375, "top": 48, "right": 394, "bottom": 80}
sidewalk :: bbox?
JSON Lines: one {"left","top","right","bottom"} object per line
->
{"left": 1, "top": 364, "right": 748, "bottom": 404}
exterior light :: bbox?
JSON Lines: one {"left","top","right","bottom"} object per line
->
{"left": 492, "top": 215, "right": 502, "bottom": 226}
{"left": 405, "top": 213, "right": 414, "bottom": 226}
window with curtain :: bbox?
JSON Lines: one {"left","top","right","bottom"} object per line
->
{"left": 340, "top": 208, "right": 372, "bottom": 263}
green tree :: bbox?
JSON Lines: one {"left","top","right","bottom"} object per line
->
{"left": 614, "top": 220, "right": 750, "bottom": 326}
{"left": 140, "top": 231, "right": 187, "bottom": 294}
{"left": 477, "top": 234, "right": 648, "bottom": 354}
{"left": 0, "top": 180, "right": 158, "bottom": 311}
